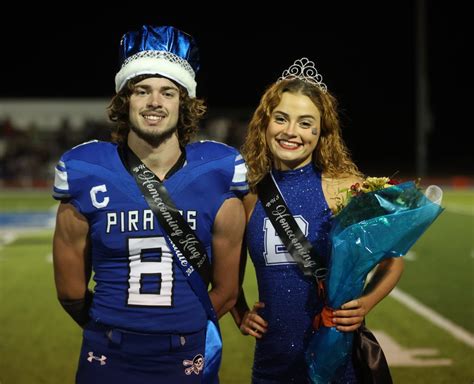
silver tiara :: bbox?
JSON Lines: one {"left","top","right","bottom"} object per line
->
{"left": 278, "top": 57, "right": 327, "bottom": 93}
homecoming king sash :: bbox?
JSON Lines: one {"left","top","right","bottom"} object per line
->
{"left": 125, "top": 146, "right": 221, "bottom": 384}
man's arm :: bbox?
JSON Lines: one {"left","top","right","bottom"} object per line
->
{"left": 230, "top": 194, "right": 257, "bottom": 327}
{"left": 209, "top": 197, "right": 246, "bottom": 318}
{"left": 52, "top": 202, "right": 92, "bottom": 327}
{"left": 229, "top": 193, "right": 267, "bottom": 338}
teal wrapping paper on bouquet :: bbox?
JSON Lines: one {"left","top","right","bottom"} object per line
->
{"left": 305, "top": 181, "right": 444, "bottom": 383}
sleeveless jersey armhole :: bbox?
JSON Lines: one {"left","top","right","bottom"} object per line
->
{"left": 243, "top": 193, "right": 258, "bottom": 223}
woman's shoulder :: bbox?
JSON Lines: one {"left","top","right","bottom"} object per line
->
{"left": 321, "top": 173, "right": 364, "bottom": 212}
{"left": 322, "top": 173, "right": 363, "bottom": 189}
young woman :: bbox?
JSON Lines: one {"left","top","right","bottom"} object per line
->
{"left": 232, "top": 58, "right": 403, "bottom": 383}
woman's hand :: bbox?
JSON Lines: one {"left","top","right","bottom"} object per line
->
{"left": 332, "top": 258, "right": 404, "bottom": 332}
{"left": 331, "top": 298, "right": 367, "bottom": 332}
{"left": 239, "top": 302, "right": 268, "bottom": 339}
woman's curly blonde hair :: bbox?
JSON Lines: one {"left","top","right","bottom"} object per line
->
{"left": 242, "top": 79, "right": 362, "bottom": 192}
{"left": 107, "top": 74, "right": 207, "bottom": 146}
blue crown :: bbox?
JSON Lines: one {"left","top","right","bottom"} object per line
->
{"left": 115, "top": 25, "right": 200, "bottom": 97}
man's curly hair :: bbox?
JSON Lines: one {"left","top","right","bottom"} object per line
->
{"left": 107, "top": 74, "right": 206, "bottom": 146}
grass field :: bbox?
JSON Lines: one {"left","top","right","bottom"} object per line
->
{"left": 0, "top": 189, "right": 472, "bottom": 383}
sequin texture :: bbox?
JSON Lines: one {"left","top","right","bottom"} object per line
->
{"left": 247, "top": 163, "right": 358, "bottom": 383}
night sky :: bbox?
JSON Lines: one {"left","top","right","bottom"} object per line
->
{"left": 1, "top": 3, "right": 470, "bottom": 176}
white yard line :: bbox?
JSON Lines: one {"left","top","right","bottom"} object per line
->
{"left": 0, "top": 231, "right": 18, "bottom": 252}
{"left": 444, "top": 204, "right": 474, "bottom": 216}
{"left": 390, "top": 287, "right": 474, "bottom": 348}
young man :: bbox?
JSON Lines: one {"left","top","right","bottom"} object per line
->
{"left": 52, "top": 25, "right": 247, "bottom": 384}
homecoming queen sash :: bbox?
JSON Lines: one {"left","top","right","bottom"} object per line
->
{"left": 125, "top": 146, "right": 221, "bottom": 384}
{"left": 257, "top": 172, "right": 327, "bottom": 284}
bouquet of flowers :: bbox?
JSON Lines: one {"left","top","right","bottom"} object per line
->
{"left": 305, "top": 177, "right": 444, "bottom": 383}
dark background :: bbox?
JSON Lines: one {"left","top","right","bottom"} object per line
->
{"left": 1, "top": 2, "right": 470, "bottom": 177}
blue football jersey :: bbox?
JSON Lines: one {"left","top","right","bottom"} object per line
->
{"left": 53, "top": 140, "right": 248, "bottom": 333}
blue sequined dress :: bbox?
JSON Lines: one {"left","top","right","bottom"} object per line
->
{"left": 246, "top": 163, "right": 357, "bottom": 384}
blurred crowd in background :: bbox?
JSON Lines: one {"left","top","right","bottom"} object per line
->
{"left": 1, "top": 103, "right": 473, "bottom": 190}
{"left": 0, "top": 114, "right": 248, "bottom": 188}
